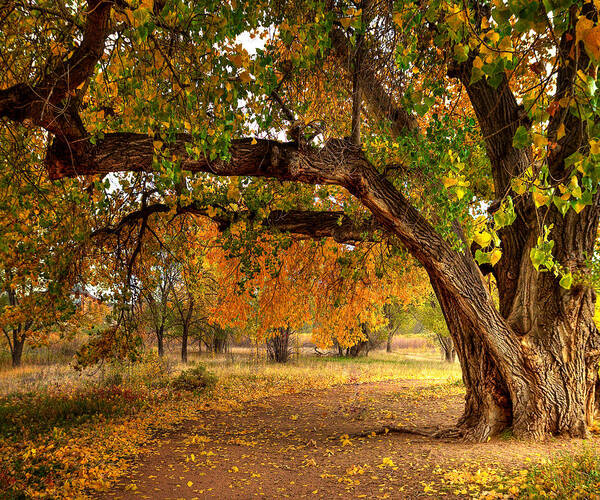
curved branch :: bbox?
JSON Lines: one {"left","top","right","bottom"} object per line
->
{"left": 0, "top": 0, "right": 113, "bottom": 142}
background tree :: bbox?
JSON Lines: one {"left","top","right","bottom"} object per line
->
{"left": 138, "top": 254, "right": 176, "bottom": 357}
{"left": 0, "top": 126, "right": 92, "bottom": 366}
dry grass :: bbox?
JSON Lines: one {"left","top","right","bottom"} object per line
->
{"left": 0, "top": 347, "right": 461, "bottom": 397}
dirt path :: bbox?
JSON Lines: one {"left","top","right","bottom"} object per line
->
{"left": 102, "top": 379, "right": 589, "bottom": 499}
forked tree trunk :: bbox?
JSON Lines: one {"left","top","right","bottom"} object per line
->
{"left": 266, "top": 326, "right": 291, "bottom": 363}
{"left": 429, "top": 211, "right": 600, "bottom": 441}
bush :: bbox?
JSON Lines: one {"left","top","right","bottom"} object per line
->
{"left": 133, "top": 352, "right": 171, "bottom": 387}
{"left": 171, "top": 363, "right": 216, "bottom": 393}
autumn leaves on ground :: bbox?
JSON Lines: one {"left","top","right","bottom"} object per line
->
{"left": 2, "top": 346, "right": 599, "bottom": 500}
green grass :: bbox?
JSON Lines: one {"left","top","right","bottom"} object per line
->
{"left": 515, "top": 447, "right": 600, "bottom": 499}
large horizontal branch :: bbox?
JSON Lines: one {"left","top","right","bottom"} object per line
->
{"left": 47, "top": 134, "right": 354, "bottom": 186}
{"left": 262, "top": 209, "right": 380, "bottom": 243}
{"left": 93, "top": 199, "right": 382, "bottom": 244}
{"left": 180, "top": 206, "right": 382, "bottom": 243}
{"left": 49, "top": 132, "right": 450, "bottom": 263}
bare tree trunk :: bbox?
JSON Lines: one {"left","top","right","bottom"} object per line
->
{"left": 181, "top": 323, "right": 188, "bottom": 363}
{"left": 436, "top": 333, "right": 455, "bottom": 363}
{"left": 157, "top": 325, "right": 164, "bottom": 357}
{"left": 11, "top": 330, "right": 25, "bottom": 367}
{"left": 266, "top": 326, "right": 291, "bottom": 363}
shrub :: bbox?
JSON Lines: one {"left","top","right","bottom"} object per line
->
{"left": 171, "top": 363, "right": 216, "bottom": 393}
{"left": 133, "top": 352, "right": 171, "bottom": 387}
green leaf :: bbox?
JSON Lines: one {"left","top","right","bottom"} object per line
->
{"left": 530, "top": 247, "right": 545, "bottom": 271}
{"left": 453, "top": 44, "right": 469, "bottom": 63}
{"left": 559, "top": 272, "right": 573, "bottom": 290}
{"left": 512, "top": 126, "right": 531, "bottom": 149}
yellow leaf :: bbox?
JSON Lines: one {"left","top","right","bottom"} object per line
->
{"left": 474, "top": 231, "right": 492, "bottom": 248}
{"left": 512, "top": 177, "right": 527, "bottom": 195}
{"left": 576, "top": 16, "right": 594, "bottom": 42}
{"left": 443, "top": 177, "right": 458, "bottom": 188}
{"left": 490, "top": 248, "right": 502, "bottom": 266}
{"left": 573, "top": 201, "right": 586, "bottom": 213}
{"left": 187, "top": 481, "right": 193, "bottom": 487}
{"left": 557, "top": 123, "right": 565, "bottom": 140}
{"left": 532, "top": 190, "right": 550, "bottom": 208}
{"left": 486, "top": 30, "right": 500, "bottom": 44}
{"left": 591, "top": 139, "right": 600, "bottom": 155}
{"left": 583, "top": 25, "right": 600, "bottom": 61}
{"left": 455, "top": 186, "right": 467, "bottom": 200}
{"left": 473, "top": 56, "right": 484, "bottom": 69}
{"left": 251, "top": 138, "right": 257, "bottom": 145}
{"left": 532, "top": 133, "right": 548, "bottom": 148}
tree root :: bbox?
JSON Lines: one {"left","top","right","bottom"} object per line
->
{"left": 350, "top": 425, "right": 443, "bottom": 439}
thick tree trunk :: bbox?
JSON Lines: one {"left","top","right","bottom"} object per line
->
{"left": 430, "top": 215, "right": 600, "bottom": 442}
{"left": 386, "top": 333, "right": 393, "bottom": 353}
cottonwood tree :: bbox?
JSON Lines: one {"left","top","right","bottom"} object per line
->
{"left": 3, "top": 0, "right": 600, "bottom": 441}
